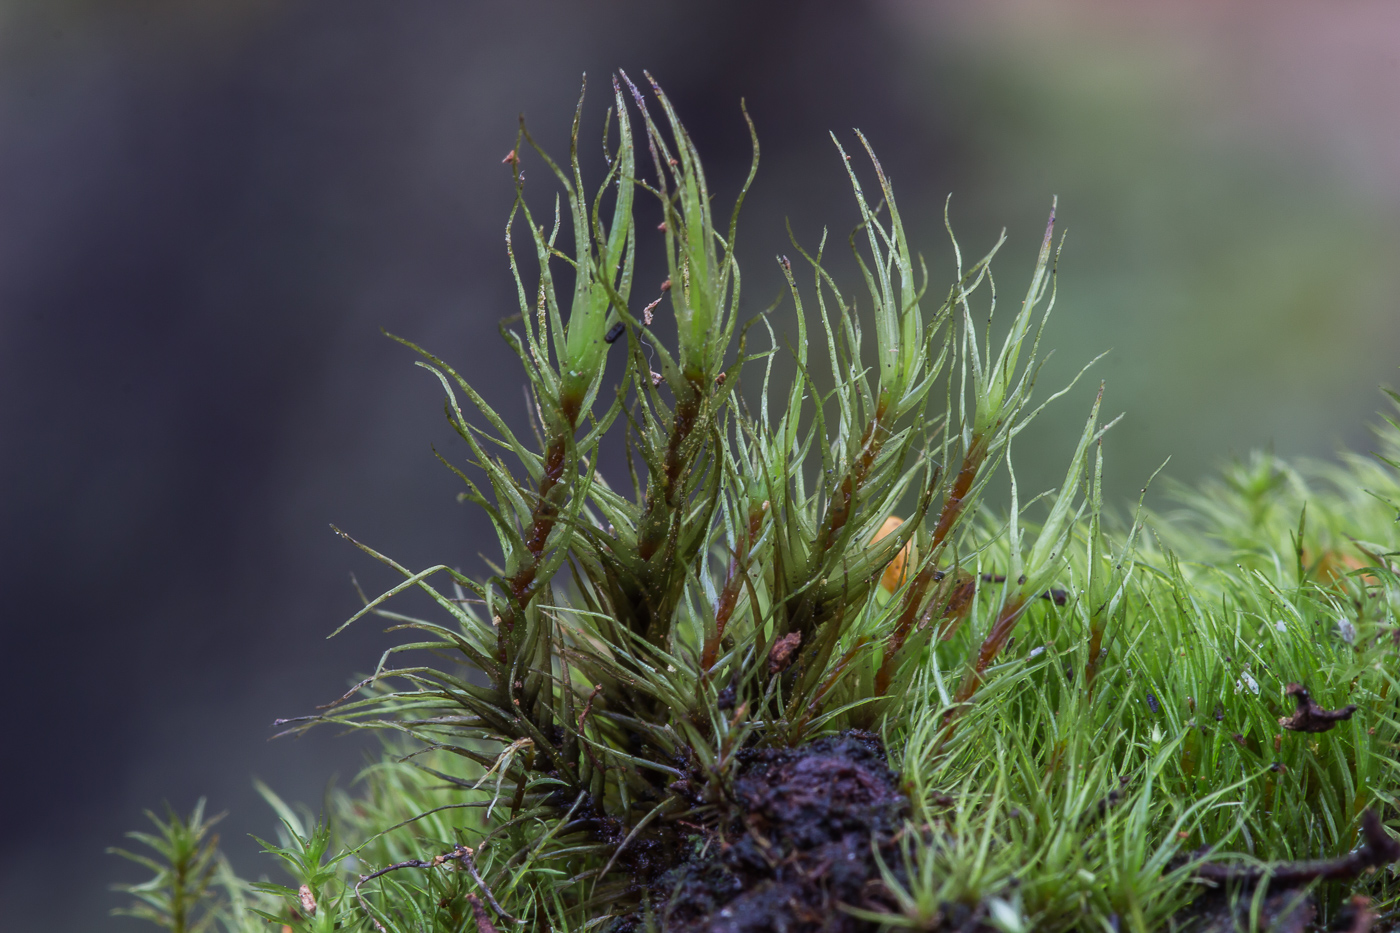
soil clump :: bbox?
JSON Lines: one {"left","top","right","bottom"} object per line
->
{"left": 659, "top": 730, "right": 906, "bottom": 932}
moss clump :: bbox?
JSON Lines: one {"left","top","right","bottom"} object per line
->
{"left": 113, "top": 74, "right": 1400, "bottom": 933}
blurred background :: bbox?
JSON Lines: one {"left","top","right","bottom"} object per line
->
{"left": 2, "top": 1, "right": 1398, "bottom": 928}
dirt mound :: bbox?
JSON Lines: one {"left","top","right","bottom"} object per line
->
{"left": 660, "top": 731, "right": 906, "bottom": 932}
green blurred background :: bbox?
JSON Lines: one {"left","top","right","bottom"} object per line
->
{"left": 1, "top": 1, "right": 1396, "bottom": 930}
{"left": 923, "top": 2, "right": 1400, "bottom": 497}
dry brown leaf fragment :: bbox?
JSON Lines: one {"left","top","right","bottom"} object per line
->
{"left": 767, "top": 631, "right": 802, "bottom": 673}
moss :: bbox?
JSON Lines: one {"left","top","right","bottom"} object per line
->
{"left": 113, "top": 75, "right": 1400, "bottom": 933}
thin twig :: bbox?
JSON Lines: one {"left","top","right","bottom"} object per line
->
{"left": 354, "top": 843, "right": 519, "bottom": 931}
{"left": 466, "top": 894, "right": 499, "bottom": 933}
{"left": 459, "top": 847, "right": 515, "bottom": 921}
{"left": 1193, "top": 810, "right": 1400, "bottom": 886}
{"left": 979, "top": 573, "right": 1067, "bottom": 606}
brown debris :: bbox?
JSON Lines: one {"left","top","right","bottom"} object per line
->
{"left": 1182, "top": 813, "right": 1397, "bottom": 933}
{"left": 1278, "top": 682, "right": 1357, "bottom": 733}
{"left": 767, "top": 631, "right": 802, "bottom": 674}
{"left": 1193, "top": 810, "right": 1400, "bottom": 887}
{"left": 642, "top": 294, "right": 663, "bottom": 325}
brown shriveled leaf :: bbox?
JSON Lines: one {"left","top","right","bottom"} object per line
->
{"left": 768, "top": 632, "right": 803, "bottom": 674}
{"left": 1278, "top": 682, "right": 1357, "bottom": 733}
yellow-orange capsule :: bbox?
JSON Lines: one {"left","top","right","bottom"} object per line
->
{"left": 872, "top": 516, "right": 911, "bottom": 594}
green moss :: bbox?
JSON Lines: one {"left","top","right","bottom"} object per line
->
{"left": 113, "top": 75, "right": 1400, "bottom": 933}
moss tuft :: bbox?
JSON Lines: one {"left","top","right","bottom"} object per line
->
{"left": 112, "top": 76, "right": 1400, "bottom": 933}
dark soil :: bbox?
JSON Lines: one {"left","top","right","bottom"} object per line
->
{"left": 658, "top": 730, "right": 906, "bottom": 933}
{"left": 1178, "top": 808, "right": 1400, "bottom": 933}
{"left": 1183, "top": 886, "right": 1318, "bottom": 933}
{"left": 1179, "top": 886, "right": 1392, "bottom": 933}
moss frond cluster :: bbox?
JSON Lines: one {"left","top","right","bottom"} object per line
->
{"left": 113, "top": 76, "right": 1400, "bottom": 933}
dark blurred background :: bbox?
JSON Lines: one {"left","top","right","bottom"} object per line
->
{"left": 2, "top": 1, "right": 1398, "bottom": 928}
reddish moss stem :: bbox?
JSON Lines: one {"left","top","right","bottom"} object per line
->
{"left": 789, "top": 637, "right": 870, "bottom": 741}
{"left": 873, "top": 565, "right": 939, "bottom": 696}
{"left": 937, "top": 594, "right": 1028, "bottom": 743}
{"left": 780, "top": 402, "right": 891, "bottom": 688}
{"left": 702, "top": 501, "right": 765, "bottom": 672}
{"left": 956, "top": 594, "right": 1028, "bottom": 702}
{"left": 819, "top": 399, "right": 889, "bottom": 553}
{"left": 500, "top": 393, "right": 584, "bottom": 661}
{"left": 504, "top": 436, "right": 569, "bottom": 613}
{"left": 1084, "top": 621, "right": 1105, "bottom": 693}
{"left": 930, "top": 435, "right": 983, "bottom": 554}
{"left": 938, "top": 574, "right": 978, "bottom": 641}
{"left": 638, "top": 373, "right": 705, "bottom": 561}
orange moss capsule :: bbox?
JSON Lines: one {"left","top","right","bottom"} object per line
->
{"left": 871, "top": 516, "right": 912, "bottom": 594}
{"left": 1305, "top": 547, "right": 1381, "bottom": 586}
